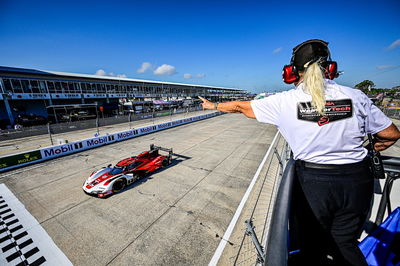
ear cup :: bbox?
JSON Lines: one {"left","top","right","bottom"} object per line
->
{"left": 282, "top": 65, "right": 299, "bottom": 84}
{"left": 324, "top": 61, "right": 338, "bottom": 79}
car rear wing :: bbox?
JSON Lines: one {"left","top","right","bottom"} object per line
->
{"left": 150, "top": 144, "right": 173, "bottom": 156}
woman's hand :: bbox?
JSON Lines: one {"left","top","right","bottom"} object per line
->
{"left": 199, "top": 96, "right": 216, "bottom": 110}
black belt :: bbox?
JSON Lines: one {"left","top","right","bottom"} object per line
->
{"left": 297, "top": 158, "right": 369, "bottom": 170}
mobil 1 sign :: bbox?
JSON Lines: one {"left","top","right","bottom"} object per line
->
{"left": 0, "top": 151, "right": 42, "bottom": 170}
{"left": 41, "top": 143, "right": 76, "bottom": 159}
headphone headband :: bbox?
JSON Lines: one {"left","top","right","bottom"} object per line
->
{"left": 290, "top": 39, "right": 331, "bottom": 67}
{"left": 292, "top": 39, "right": 329, "bottom": 54}
{"left": 282, "top": 39, "right": 338, "bottom": 84}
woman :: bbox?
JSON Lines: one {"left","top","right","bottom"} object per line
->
{"left": 199, "top": 39, "right": 400, "bottom": 265}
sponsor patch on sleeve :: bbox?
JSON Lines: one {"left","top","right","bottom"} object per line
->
{"left": 297, "top": 99, "right": 353, "bottom": 126}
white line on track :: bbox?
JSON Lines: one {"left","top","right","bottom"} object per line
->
{"left": 208, "top": 131, "right": 280, "bottom": 266}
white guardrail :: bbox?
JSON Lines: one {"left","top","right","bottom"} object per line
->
{"left": 0, "top": 112, "right": 222, "bottom": 173}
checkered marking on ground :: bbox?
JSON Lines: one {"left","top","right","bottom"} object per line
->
{"left": 0, "top": 184, "right": 72, "bottom": 265}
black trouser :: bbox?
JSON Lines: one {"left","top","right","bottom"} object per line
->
{"left": 291, "top": 159, "right": 374, "bottom": 266}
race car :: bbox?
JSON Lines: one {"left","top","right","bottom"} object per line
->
{"left": 83, "top": 144, "right": 172, "bottom": 197}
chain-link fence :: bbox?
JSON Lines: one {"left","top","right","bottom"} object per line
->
{"left": 214, "top": 132, "right": 290, "bottom": 265}
{"left": 382, "top": 107, "right": 400, "bottom": 120}
{"left": 0, "top": 106, "right": 202, "bottom": 141}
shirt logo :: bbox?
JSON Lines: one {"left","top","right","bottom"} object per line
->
{"left": 297, "top": 99, "right": 353, "bottom": 126}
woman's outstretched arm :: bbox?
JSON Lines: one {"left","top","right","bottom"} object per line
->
{"left": 198, "top": 96, "right": 256, "bottom": 119}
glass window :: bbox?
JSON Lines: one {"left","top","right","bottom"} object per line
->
{"left": 118, "top": 85, "right": 122, "bottom": 93}
{"left": 55, "top": 82, "right": 62, "bottom": 93}
{"left": 109, "top": 166, "right": 124, "bottom": 175}
{"left": 47, "top": 81, "right": 55, "bottom": 93}
{"left": 100, "top": 84, "right": 106, "bottom": 93}
{"left": 68, "top": 82, "right": 75, "bottom": 92}
{"left": 85, "top": 83, "right": 90, "bottom": 93}
{"left": 3, "top": 79, "right": 13, "bottom": 93}
{"left": 39, "top": 81, "right": 47, "bottom": 93}
{"left": 75, "top": 83, "right": 82, "bottom": 93}
{"left": 61, "top": 82, "right": 69, "bottom": 93}
{"left": 88, "top": 83, "right": 93, "bottom": 93}
{"left": 11, "top": 79, "right": 23, "bottom": 93}
{"left": 80, "top": 83, "right": 86, "bottom": 93}
{"left": 21, "top": 80, "right": 31, "bottom": 93}
{"left": 30, "top": 80, "right": 40, "bottom": 93}
{"left": 127, "top": 161, "right": 142, "bottom": 170}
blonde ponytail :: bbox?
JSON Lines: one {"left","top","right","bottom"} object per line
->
{"left": 302, "top": 62, "right": 326, "bottom": 116}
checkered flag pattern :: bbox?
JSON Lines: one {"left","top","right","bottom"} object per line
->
{"left": 0, "top": 184, "right": 72, "bottom": 265}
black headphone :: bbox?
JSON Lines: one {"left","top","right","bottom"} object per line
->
{"left": 282, "top": 39, "right": 338, "bottom": 84}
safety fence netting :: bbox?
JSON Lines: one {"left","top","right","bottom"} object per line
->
{"left": 381, "top": 107, "right": 400, "bottom": 120}
{"left": 212, "top": 132, "right": 291, "bottom": 265}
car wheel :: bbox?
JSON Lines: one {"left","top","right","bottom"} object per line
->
{"left": 112, "top": 179, "right": 126, "bottom": 192}
{"left": 162, "top": 159, "right": 168, "bottom": 168}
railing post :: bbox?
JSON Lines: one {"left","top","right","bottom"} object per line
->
{"left": 245, "top": 219, "right": 265, "bottom": 264}
{"left": 47, "top": 123, "right": 53, "bottom": 146}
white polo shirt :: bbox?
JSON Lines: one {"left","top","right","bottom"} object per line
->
{"left": 250, "top": 80, "right": 392, "bottom": 164}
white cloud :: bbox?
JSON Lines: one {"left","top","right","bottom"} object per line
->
{"left": 183, "top": 73, "right": 192, "bottom": 79}
{"left": 95, "top": 69, "right": 127, "bottom": 78}
{"left": 273, "top": 47, "right": 282, "bottom": 54}
{"left": 387, "top": 39, "right": 400, "bottom": 50}
{"left": 95, "top": 69, "right": 106, "bottom": 76}
{"left": 196, "top": 73, "right": 206, "bottom": 78}
{"left": 137, "top": 62, "right": 152, "bottom": 73}
{"left": 376, "top": 65, "right": 397, "bottom": 70}
{"left": 154, "top": 64, "right": 176, "bottom": 76}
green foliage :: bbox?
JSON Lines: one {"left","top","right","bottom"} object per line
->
{"left": 355, "top": 80, "right": 375, "bottom": 92}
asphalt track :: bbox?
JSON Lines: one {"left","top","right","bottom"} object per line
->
{"left": 0, "top": 114, "right": 277, "bottom": 265}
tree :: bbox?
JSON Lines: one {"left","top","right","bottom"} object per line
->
{"left": 355, "top": 80, "right": 375, "bottom": 92}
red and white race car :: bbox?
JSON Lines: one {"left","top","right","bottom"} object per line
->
{"left": 83, "top": 144, "right": 172, "bottom": 197}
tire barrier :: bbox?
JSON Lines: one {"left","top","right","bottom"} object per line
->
{"left": 0, "top": 112, "right": 222, "bottom": 173}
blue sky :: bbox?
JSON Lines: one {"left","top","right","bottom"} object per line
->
{"left": 0, "top": 0, "right": 399, "bottom": 93}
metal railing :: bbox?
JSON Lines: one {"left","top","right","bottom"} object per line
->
{"left": 0, "top": 106, "right": 203, "bottom": 141}
{"left": 381, "top": 107, "right": 400, "bottom": 120}
{"left": 215, "top": 132, "right": 290, "bottom": 265}
{"left": 375, "top": 156, "right": 400, "bottom": 226}
{"left": 221, "top": 133, "right": 399, "bottom": 266}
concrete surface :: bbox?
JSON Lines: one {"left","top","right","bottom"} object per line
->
{"left": 0, "top": 114, "right": 276, "bottom": 265}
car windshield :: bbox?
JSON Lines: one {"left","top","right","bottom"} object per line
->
{"left": 109, "top": 166, "right": 124, "bottom": 175}
{"left": 128, "top": 161, "right": 143, "bottom": 170}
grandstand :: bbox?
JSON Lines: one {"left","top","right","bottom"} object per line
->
{"left": 0, "top": 66, "right": 248, "bottom": 127}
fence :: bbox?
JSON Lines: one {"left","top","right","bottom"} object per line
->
{"left": 381, "top": 107, "right": 400, "bottom": 120}
{"left": 0, "top": 106, "right": 202, "bottom": 141}
{"left": 0, "top": 112, "right": 221, "bottom": 173}
{"left": 210, "top": 132, "right": 291, "bottom": 265}
{"left": 215, "top": 132, "right": 400, "bottom": 266}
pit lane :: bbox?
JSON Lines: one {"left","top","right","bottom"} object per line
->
{"left": 0, "top": 114, "right": 277, "bottom": 265}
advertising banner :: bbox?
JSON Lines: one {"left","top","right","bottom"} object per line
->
{"left": 1, "top": 112, "right": 222, "bottom": 172}
{"left": 0, "top": 151, "right": 42, "bottom": 170}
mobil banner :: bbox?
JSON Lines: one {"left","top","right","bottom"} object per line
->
{"left": 115, "top": 129, "right": 139, "bottom": 141}
{"left": 40, "top": 134, "right": 116, "bottom": 159}
{"left": 157, "top": 122, "right": 172, "bottom": 130}
{"left": 0, "top": 151, "right": 42, "bottom": 170}
{"left": 41, "top": 143, "right": 76, "bottom": 159}
{"left": 83, "top": 134, "right": 116, "bottom": 148}
{"left": 138, "top": 125, "right": 157, "bottom": 135}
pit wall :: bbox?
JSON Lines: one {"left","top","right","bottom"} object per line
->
{"left": 0, "top": 112, "right": 222, "bottom": 173}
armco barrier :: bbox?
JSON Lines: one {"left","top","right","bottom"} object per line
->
{"left": 0, "top": 112, "right": 221, "bottom": 173}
